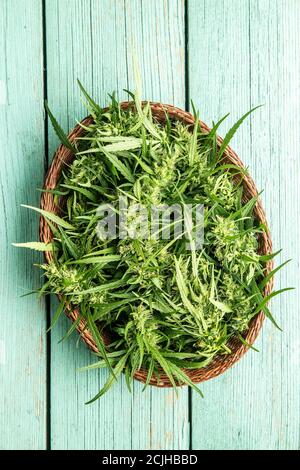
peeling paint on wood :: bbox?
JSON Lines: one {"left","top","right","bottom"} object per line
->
{"left": 0, "top": 0, "right": 299, "bottom": 451}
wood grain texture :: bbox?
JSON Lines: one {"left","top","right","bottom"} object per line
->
{"left": 45, "top": 0, "right": 188, "bottom": 450}
{"left": 188, "top": 0, "right": 300, "bottom": 450}
{"left": 0, "top": 0, "right": 46, "bottom": 450}
{"left": 1, "top": 0, "right": 299, "bottom": 451}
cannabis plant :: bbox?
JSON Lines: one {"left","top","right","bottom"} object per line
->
{"left": 14, "top": 82, "right": 291, "bottom": 402}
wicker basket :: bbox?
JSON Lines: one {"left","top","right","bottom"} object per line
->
{"left": 40, "top": 102, "right": 274, "bottom": 387}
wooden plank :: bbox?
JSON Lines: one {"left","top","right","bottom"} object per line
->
{"left": 246, "top": 0, "right": 300, "bottom": 450}
{"left": 0, "top": 0, "right": 46, "bottom": 450}
{"left": 45, "top": 0, "right": 189, "bottom": 450}
{"left": 188, "top": 0, "right": 300, "bottom": 450}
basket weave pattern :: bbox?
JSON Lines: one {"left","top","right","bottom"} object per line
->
{"left": 40, "top": 102, "right": 274, "bottom": 387}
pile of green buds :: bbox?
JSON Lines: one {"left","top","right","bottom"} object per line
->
{"left": 15, "top": 83, "right": 290, "bottom": 401}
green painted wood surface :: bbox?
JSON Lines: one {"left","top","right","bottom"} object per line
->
{"left": 188, "top": 0, "right": 300, "bottom": 450}
{"left": 0, "top": 0, "right": 46, "bottom": 450}
{"left": 0, "top": 0, "right": 299, "bottom": 450}
{"left": 45, "top": 0, "right": 188, "bottom": 450}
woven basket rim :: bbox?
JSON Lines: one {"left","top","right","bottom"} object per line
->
{"left": 40, "top": 101, "right": 274, "bottom": 388}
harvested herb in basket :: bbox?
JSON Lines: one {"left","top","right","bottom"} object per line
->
{"left": 15, "top": 82, "right": 291, "bottom": 402}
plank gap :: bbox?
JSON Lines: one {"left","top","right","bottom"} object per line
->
{"left": 184, "top": 0, "right": 190, "bottom": 111}
{"left": 42, "top": 0, "right": 51, "bottom": 451}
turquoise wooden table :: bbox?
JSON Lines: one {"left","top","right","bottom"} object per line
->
{"left": 0, "top": 0, "right": 299, "bottom": 450}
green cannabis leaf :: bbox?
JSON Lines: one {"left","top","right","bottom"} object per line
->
{"left": 15, "top": 83, "right": 292, "bottom": 401}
